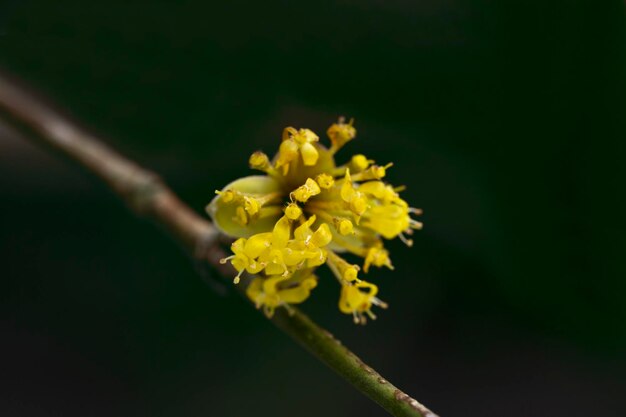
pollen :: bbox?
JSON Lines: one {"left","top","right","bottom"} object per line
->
{"left": 206, "top": 117, "right": 422, "bottom": 323}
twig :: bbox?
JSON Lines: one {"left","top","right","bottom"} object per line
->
{"left": 0, "top": 70, "right": 438, "bottom": 417}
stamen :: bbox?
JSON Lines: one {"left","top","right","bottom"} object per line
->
{"left": 372, "top": 297, "right": 389, "bottom": 309}
{"left": 283, "top": 303, "right": 296, "bottom": 316}
{"left": 410, "top": 219, "right": 424, "bottom": 230}
{"left": 398, "top": 233, "right": 414, "bottom": 247}
{"left": 219, "top": 255, "right": 235, "bottom": 264}
{"left": 352, "top": 311, "right": 360, "bottom": 324}
{"left": 409, "top": 207, "right": 423, "bottom": 215}
{"left": 264, "top": 305, "right": 275, "bottom": 318}
{"left": 233, "top": 269, "right": 244, "bottom": 284}
{"left": 366, "top": 310, "right": 377, "bottom": 320}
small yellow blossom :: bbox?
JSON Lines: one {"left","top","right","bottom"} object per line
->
{"left": 327, "top": 117, "right": 356, "bottom": 153}
{"left": 291, "top": 178, "right": 321, "bottom": 203}
{"left": 206, "top": 118, "right": 422, "bottom": 323}
{"left": 339, "top": 281, "right": 388, "bottom": 325}
{"left": 247, "top": 269, "right": 318, "bottom": 317}
{"left": 275, "top": 127, "right": 320, "bottom": 174}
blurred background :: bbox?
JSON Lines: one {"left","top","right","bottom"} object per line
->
{"left": 1, "top": 1, "right": 626, "bottom": 416}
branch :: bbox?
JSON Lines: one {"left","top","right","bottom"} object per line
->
{"left": 0, "top": 70, "right": 438, "bottom": 417}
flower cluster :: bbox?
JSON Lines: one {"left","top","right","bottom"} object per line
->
{"left": 206, "top": 118, "right": 422, "bottom": 324}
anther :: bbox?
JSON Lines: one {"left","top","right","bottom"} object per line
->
{"left": 233, "top": 269, "right": 244, "bottom": 284}
{"left": 410, "top": 220, "right": 424, "bottom": 230}
{"left": 372, "top": 297, "right": 388, "bottom": 309}
{"left": 219, "top": 255, "right": 234, "bottom": 264}
{"left": 352, "top": 311, "right": 360, "bottom": 324}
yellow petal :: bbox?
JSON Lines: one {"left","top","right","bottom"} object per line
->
{"left": 294, "top": 215, "right": 317, "bottom": 241}
{"left": 243, "top": 232, "right": 273, "bottom": 258}
{"left": 300, "top": 142, "right": 319, "bottom": 166}
{"left": 340, "top": 170, "right": 355, "bottom": 202}
{"left": 272, "top": 215, "right": 291, "bottom": 248}
{"left": 357, "top": 181, "right": 387, "bottom": 199}
{"left": 279, "top": 276, "right": 317, "bottom": 304}
{"left": 311, "top": 223, "right": 333, "bottom": 247}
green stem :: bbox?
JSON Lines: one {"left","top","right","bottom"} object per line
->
{"left": 272, "top": 307, "right": 436, "bottom": 417}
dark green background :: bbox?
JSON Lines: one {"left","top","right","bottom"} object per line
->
{"left": 1, "top": 1, "right": 626, "bottom": 416}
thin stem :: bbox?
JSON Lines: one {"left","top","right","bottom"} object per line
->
{"left": 0, "top": 70, "right": 438, "bottom": 417}
{"left": 272, "top": 308, "right": 437, "bottom": 417}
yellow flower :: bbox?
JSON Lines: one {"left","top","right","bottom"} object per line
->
{"left": 206, "top": 118, "right": 422, "bottom": 323}
{"left": 246, "top": 269, "right": 318, "bottom": 317}
{"left": 339, "top": 281, "right": 388, "bottom": 324}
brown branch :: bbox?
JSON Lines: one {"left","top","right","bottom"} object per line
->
{"left": 0, "top": 70, "right": 438, "bottom": 417}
